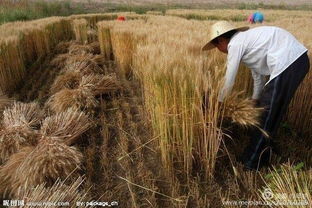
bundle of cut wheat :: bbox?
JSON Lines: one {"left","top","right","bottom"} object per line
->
{"left": 0, "top": 140, "right": 83, "bottom": 197}
{"left": 51, "top": 42, "right": 103, "bottom": 72}
{"left": 50, "top": 71, "right": 82, "bottom": 94}
{"left": 0, "top": 146, "right": 33, "bottom": 197}
{"left": 79, "top": 74, "right": 121, "bottom": 96}
{"left": 40, "top": 109, "right": 92, "bottom": 145}
{"left": 0, "top": 102, "right": 42, "bottom": 163}
{"left": 64, "top": 54, "right": 104, "bottom": 75}
{"left": 18, "top": 138, "right": 83, "bottom": 187}
{"left": 48, "top": 73, "right": 120, "bottom": 112}
{"left": 2, "top": 102, "right": 43, "bottom": 128}
{"left": 0, "top": 108, "right": 91, "bottom": 197}
{"left": 47, "top": 87, "right": 98, "bottom": 112}
{"left": 0, "top": 127, "right": 38, "bottom": 164}
{"left": 222, "top": 92, "right": 263, "bottom": 127}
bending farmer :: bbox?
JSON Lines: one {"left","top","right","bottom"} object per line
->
{"left": 202, "top": 21, "right": 310, "bottom": 170}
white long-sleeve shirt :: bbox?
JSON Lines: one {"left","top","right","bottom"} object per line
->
{"left": 219, "top": 26, "right": 308, "bottom": 101}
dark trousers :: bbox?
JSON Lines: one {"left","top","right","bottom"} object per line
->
{"left": 242, "top": 52, "right": 310, "bottom": 170}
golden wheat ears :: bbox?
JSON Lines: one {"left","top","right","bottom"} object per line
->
{"left": 222, "top": 92, "right": 263, "bottom": 127}
{"left": 40, "top": 108, "right": 92, "bottom": 145}
{"left": 0, "top": 102, "right": 42, "bottom": 163}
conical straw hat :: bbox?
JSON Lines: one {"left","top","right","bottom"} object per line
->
{"left": 202, "top": 21, "right": 249, "bottom": 51}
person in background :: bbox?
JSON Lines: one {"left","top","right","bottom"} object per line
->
{"left": 247, "top": 12, "right": 264, "bottom": 24}
{"left": 253, "top": 11, "right": 264, "bottom": 23}
{"left": 247, "top": 13, "right": 255, "bottom": 23}
{"left": 202, "top": 21, "right": 309, "bottom": 170}
{"left": 117, "top": 16, "right": 126, "bottom": 21}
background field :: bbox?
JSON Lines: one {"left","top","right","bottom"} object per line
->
{"left": 71, "top": 0, "right": 312, "bottom": 6}
{"left": 2, "top": 0, "right": 312, "bottom": 25}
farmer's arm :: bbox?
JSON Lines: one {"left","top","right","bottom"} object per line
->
{"left": 218, "top": 44, "right": 244, "bottom": 102}
{"left": 251, "top": 70, "right": 265, "bottom": 101}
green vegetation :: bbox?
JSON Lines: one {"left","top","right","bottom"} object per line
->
{"left": 0, "top": 0, "right": 84, "bottom": 25}
{"left": 173, "top": 13, "right": 247, "bottom": 22}
{"left": 237, "top": 2, "right": 312, "bottom": 10}
{"left": 0, "top": 1, "right": 179, "bottom": 25}
{"left": 103, "top": 2, "right": 312, "bottom": 15}
{"left": 265, "top": 162, "right": 305, "bottom": 179}
{"left": 102, "top": 3, "right": 189, "bottom": 15}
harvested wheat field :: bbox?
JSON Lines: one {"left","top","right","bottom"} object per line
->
{"left": 0, "top": 10, "right": 311, "bottom": 208}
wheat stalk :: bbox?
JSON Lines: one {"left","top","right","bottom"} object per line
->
{"left": 73, "top": 19, "right": 88, "bottom": 44}
{"left": 260, "top": 163, "right": 312, "bottom": 206}
{"left": 18, "top": 176, "right": 89, "bottom": 208}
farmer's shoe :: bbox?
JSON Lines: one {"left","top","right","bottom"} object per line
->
{"left": 241, "top": 137, "right": 272, "bottom": 171}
